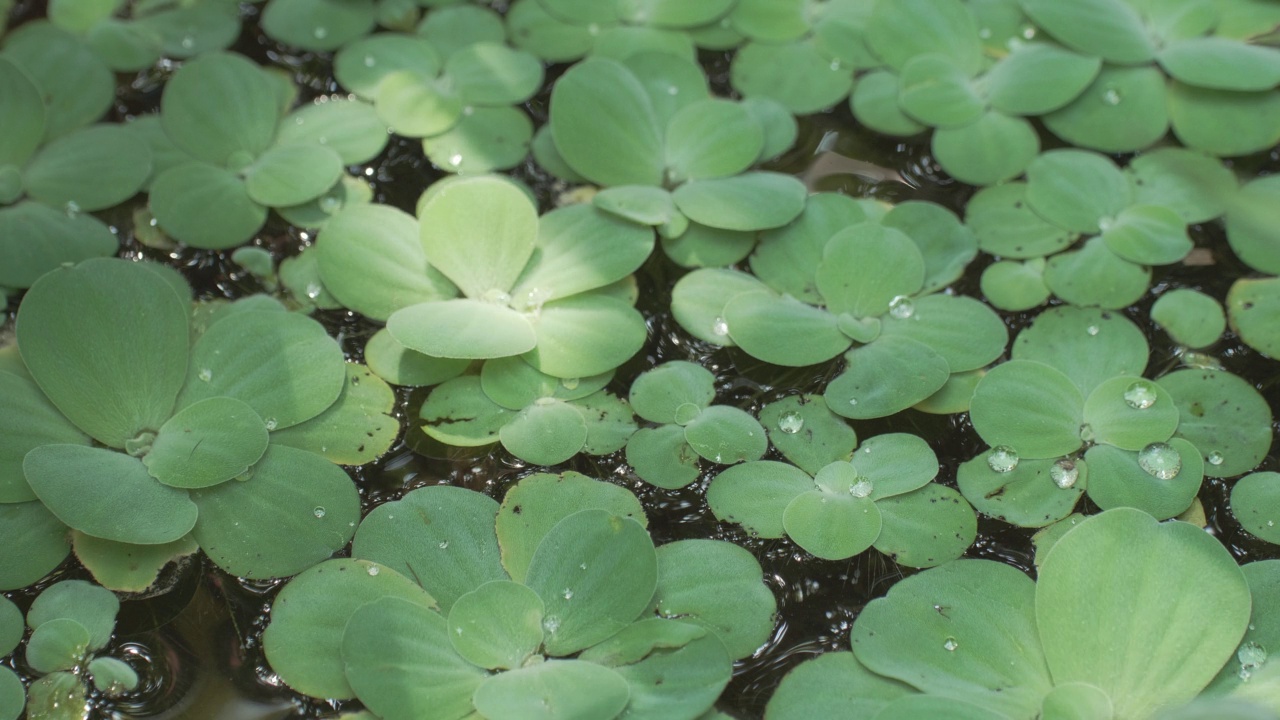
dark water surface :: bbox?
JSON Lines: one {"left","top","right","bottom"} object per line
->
{"left": 2, "top": 2, "right": 1279, "bottom": 718}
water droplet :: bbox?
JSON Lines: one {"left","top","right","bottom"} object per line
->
{"left": 264, "top": 418, "right": 278, "bottom": 431}
{"left": 1050, "top": 459, "right": 1079, "bottom": 489}
{"left": 198, "top": 368, "right": 213, "bottom": 382}
{"left": 711, "top": 316, "right": 729, "bottom": 336}
{"left": 1138, "top": 442, "right": 1181, "bottom": 480}
{"left": 1102, "top": 87, "right": 1121, "bottom": 105}
{"left": 438, "top": 541, "right": 449, "bottom": 549}
{"left": 305, "top": 283, "right": 322, "bottom": 299}
{"left": 562, "top": 588, "right": 574, "bottom": 600}
{"left": 943, "top": 637, "right": 959, "bottom": 651}
{"left": 829, "top": 60, "right": 841, "bottom": 71}
{"left": 666, "top": 85, "right": 678, "bottom": 95}
{"left": 1086, "top": 325, "right": 1100, "bottom": 336}
{"left": 1079, "top": 423, "right": 1095, "bottom": 442}
{"left": 314, "top": 26, "right": 328, "bottom": 39}
{"left": 543, "top": 616, "right": 561, "bottom": 633}
{"left": 1123, "top": 380, "right": 1157, "bottom": 410}
{"left": 888, "top": 295, "right": 915, "bottom": 319}
{"left": 319, "top": 196, "right": 341, "bottom": 213}
{"left": 449, "top": 153, "right": 463, "bottom": 166}
{"left": 579, "top": 563, "right": 587, "bottom": 570}
{"left": 778, "top": 411, "right": 804, "bottom": 434}
{"left": 1208, "top": 451, "right": 1224, "bottom": 466}
{"left": 1268, "top": 520, "right": 1276, "bottom": 527}
{"left": 561, "top": 377, "right": 580, "bottom": 390}
{"left": 366, "top": 566, "right": 379, "bottom": 576}
{"left": 848, "top": 398, "right": 859, "bottom": 407}
{"left": 363, "top": 55, "right": 376, "bottom": 67}
{"left": 1180, "top": 351, "right": 1223, "bottom": 370}
{"left": 1020, "top": 24, "right": 1036, "bottom": 39}
{"left": 978, "top": 27, "right": 992, "bottom": 39}
{"left": 850, "top": 479, "right": 873, "bottom": 498}
{"left": 1239, "top": 641, "right": 1267, "bottom": 672}
{"left": 181, "top": 36, "right": 194, "bottom": 49}
{"left": 587, "top": 23, "right": 600, "bottom": 34}
{"left": 987, "top": 445, "right": 1019, "bottom": 473}
{"left": 313, "top": 506, "right": 326, "bottom": 518}
{"left": 64, "top": 200, "right": 81, "bottom": 218}
{"left": 482, "top": 288, "right": 512, "bottom": 305}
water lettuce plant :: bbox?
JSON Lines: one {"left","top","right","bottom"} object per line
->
{"left": 1, "top": 581, "right": 138, "bottom": 720}
{"left": 0, "top": 258, "right": 378, "bottom": 591}
{"left": 625, "top": 361, "right": 766, "bottom": 489}
{"left": 263, "top": 472, "right": 777, "bottom": 719}
{"left": 506, "top": 0, "right": 734, "bottom": 63}
{"left": 316, "top": 175, "right": 655, "bottom": 379}
{"left": 765, "top": 509, "right": 1280, "bottom": 719}
{"left": 420, "top": 357, "right": 635, "bottom": 466}
{"left": 148, "top": 52, "right": 388, "bottom": 249}
{"left": 48, "top": 0, "right": 241, "bottom": 71}
{"left": 0, "top": 57, "right": 150, "bottom": 290}
{"left": 541, "top": 53, "right": 804, "bottom": 266}
{"left": 333, "top": 19, "right": 544, "bottom": 173}
{"left": 673, "top": 193, "right": 1005, "bottom": 419}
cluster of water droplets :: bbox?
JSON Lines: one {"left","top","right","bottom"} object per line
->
{"left": 1237, "top": 641, "right": 1267, "bottom": 682}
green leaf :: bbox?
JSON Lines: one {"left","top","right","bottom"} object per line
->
{"left": 818, "top": 224, "right": 924, "bottom": 318}
{"left": 364, "top": 328, "right": 469, "bottom": 387}
{"left": 0, "top": 667, "right": 21, "bottom": 720}
{"left": 882, "top": 201, "right": 976, "bottom": 294}
{"left": 0, "top": 202, "right": 118, "bottom": 289}
{"left": 575, "top": 391, "right": 636, "bottom": 456}
{"left": 958, "top": 452, "right": 1086, "bottom": 528}
{"left": 1226, "top": 174, "right": 1280, "bottom": 274}
{"left": 722, "top": 292, "right": 851, "bottom": 366}
{"left": 420, "top": 175, "right": 538, "bottom": 297}
{"left": 353, "top": 485, "right": 506, "bottom": 612}
{"left": 244, "top": 143, "right": 343, "bottom": 208}
{"left": 447, "top": 581, "right": 544, "bottom": 670}
{"left": 759, "top": 394, "right": 857, "bottom": 475}
{"left": 260, "top": 0, "right": 375, "bottom": 51}
{"left": 26, "top": 618, "right": 90, "bottom": 674}
{"left": 899, "top": 53, "right": 984, "bottom": 128}
{"left": 867, "top": 0, "right": 982, "bottom": 74}
{"left": 1019, "top": 0, "right": 1156, "bottom": 63}
{"left": 783, "top": 489, "right": 881, "bottom": 560}
{"left": 25, "top": 445, "right": 197, "bottom": 545}
{"left": 981, "top": 259, "right": 1051, "bottom": 312}
{"left": 447, "top": 42, "right": 544, "bottom": 106}
{"left": 683, "top": 405, "right": 767, "bottom": 464}
{"left": 1084, "top": 440, "right": 1203, "bottom": 519}
{"left": 506, "top": 0, "right": 593, "bottom": 62}
{"left": 269, "top": 363, "right": 398, "bottom": 465}
{"left": 149, "top": 162, "right": 267, "bottom": 249}
{"left": 144, "top": 396, "right": 269, "bottom": 489}
{"left": 87, "top": 656, "right": 138, "bottom": 696}
{"left": 1167, "top": 83, "right": 1280, "bottom": 156}
{"left": 495, "top": 472, "right": 646, "bottom": 585}
{"left": 1158, "top": 369, "right": 1273, "bottom": 478}
{"left": 0, "top": 57, "right": 46, "bottom": 166}
{"left": 651, "top": 539, "right": 776, "bottom": 659}
{"left": 25, "top": 672, "right": 85, "bottom": 720}
{"left": 1083, "top": 376, "right": 1179, "bottom": 451}
{"left": 1229, "top": 277, "right": 1280, "bottom": 357}
{"left": 189, "top": 444, "right": 359, "bottom": 578}
{"left": 2, "top": 21, "right": 113, "bottom": 139}
{"left": 852, "top": 559, "right": 1051, "bottom": 719}
{"left": 388, "top": 299, "right": 537, "bottom": 360}
{"left": 1159, "top": 37, "right": 1280, "bottom": 91}
{"left": 375, "top": 71, "right": 463, "bottom": 137}
{"left": 481, "top": 356, "right": 609, "bottom": 410}
{"left": 1127, "top": 147, "right": 1236, "bottom": 224}
{"left": 849, "top": 70, "right": 928, "bottom": 136}
{"left": 933, "top": 110, "right": 1040, "bottom": 186}
{"left": 523, "top": 293, "right": 647, "bottom": 378}
{"left": 0, "top": 501, "right": 71, "bottom": 590}
{"left": 1043, "top": 237, "right": 1151, "bottom": 309}
{"left": 27, "top": 579, "right": 118, "bottom": 650}
{"left": 317, "top": 203, "right": 454, "bottom": 321}
{"left": 880, "top": 294, "right": 1008, "bottom": 373}
{"left": 1036, "top": 509, "right": 1251, "bottom": 718}
{"left": 17, "top": 258, "right": 188, "bottom": 447}
{"left": 664, "top": 98, "right": 762, "bottom": 183}
{"left": 967, "top": 182, "right": 1076, "bottom": 259}
{"left": 277, "top": 98, "right": 389, "bottom": 165}
{"left": 673, "top": 172, "right": 807, "bottom": 232}
{"left": 707, "top": 461, "right": 814, "bottom": 538}
{"left": 473, "top": 659, "right": 630, "bottom": 720}
{"left": 627, "top": 424, "right": 702, "bottom": 490}
{"left": 525, "top": 509, "right": 658, "bottom": 656}
{"left": 550, "top": 57, "right": 663, "bottom": 187}
{"left": 511, "top": 202, "right": 655, "bottom": 303}
{"left": 1100, "top": 204, "right": 1192, "bottom": 265}
{"left": 1042, "top": 65, "right": 1170, "bottom": 153}
{"left": 423, "top": 105, "right": 533, "bottom": 174}
{"left": 765, "top": 652, "right": 913, "bottom": 720}
{"left": 1231, "top": 473, "right": 1280, "bottom": 544}
{"left": 0, "top": 596, "right": 20, "bottom": 656}
{"left": 0, "top": 371, "right": 90, "bottom": 503}
{"left": 729, "top": 39, "right": 854, "bottom": 115}
{"left": 179, "top": 309, "right": 345, "bottom": 431}
{"left": 628, "top": 361, "right": 714, "bottom": 425}
{"left": 970, "top": 360, "right": 1085, "bottom": 459}
{"left": 824, "top": 336, "right": 951, "bottom": 420}
{"left": 742, "top": 96, "right": 799, "bottom": 161}
{"left": 1152, "top": 289, "right": 1225, "bottom": 349}
{"left": 669, "top": 268, "right": 769, "bottom": 345}
{"left": 71, "top": 532, "right": 198, "bottom": 593}
{"left": 22, "top": 124, "right": 151, "bottom": 211}
{"left": 159, "top": 52, "right": 279, "bottom": 166}
{"left": 986, "top": 42, "right": 1101, "bottom": 116}
{"left": 418, "top": 5, "right": 505, "bottom": 60}
{"left": 849, "top": 433, "right": 939, "bottom": 500}
{"left": 263, "top": 558, "right": 436, "bottom": 700}
{"left": 420, "top": 376, "right": 512, "bottom": 447}
{"left": 592, "top": 185, "right": 674, "bottom": 226}
{"left": 500, "top": 400, "right": 589, "bottom": 465}
{"left": 874, "top": 484, "right": 977, "bottom": 567}
{"left": 1026, "top": 150, "right": 1132, "bottom": 233}
{"left": 1013, "top": 305, "right": 1150, "bottom": 396}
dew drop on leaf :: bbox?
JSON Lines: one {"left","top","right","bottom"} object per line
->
{"left": 439, "top": 541, "right": 449, "bottom": 549}
{"left": 265, "top": 418, "right": 278, "bottom": 430}
{"left": 987, "top": 446, "right": 1019, "bottom": 473}
{"left": 314, "top": 26, "right": 328, "bottom": 39}
{"left": 363, "top": 55, "right": 376, "bottom": 67}
{"left": 711, "top": 316, "right": 729, "bottom": 337}
{"left": 198, "top": 368, "right": 213, "bottom": 382}
{"left": 1050, "top": 459, "right": 1079, "bottom": 489}
{"left": 366, "top": 566, "right": 379, "bottom": 576}
{"left": 562, "top": 588, "right": 573, "bottom": 600}
{"left": 1138, "top": 442, "right": 1181, "bottom": 480}
{"left": 778, "top": 412, "right": 804, "bottom": 434}
{"left": 1207, "top": 451, "right": 1224, "bottom": 466}
{"left": 1086, "top": 325, "right": 1100, "bottom": 336}
{"left": 849, "top": 479, "right": 873, "bottom": 498}
{"left": 943, "top": 637, "right": 959, "bottom": 652}
{"left": 313, "top": 506, "right": 326, "bottom": 518}
{"left": 1102, "top": 87, "right": 1121, "bottom": 105}
{"left": 888, "top": 295, "right": 915, "bottom": 319}
{"left": 1123, "top": 381, "right": 1156, "bottom": 410}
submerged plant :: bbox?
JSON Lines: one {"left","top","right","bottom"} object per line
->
{"left": 766, "top": 509, "right": 1280, "bottom": 719}
{"left": 1, "top": 581, "right": 139, "bottom": 720}
{"left": 263, "top": 472, "right": 777, "bottom": 720}
{"left": 0, "top": 259, "right": 383, "bottom": 591}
